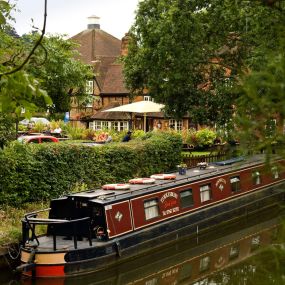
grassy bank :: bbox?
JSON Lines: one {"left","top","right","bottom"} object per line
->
{"left": 0, "top": 202, "right": 49, "bottom": 248}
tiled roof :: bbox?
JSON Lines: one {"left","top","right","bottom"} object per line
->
{"left": 71, "top": 29, "right": 130, "bottom": 94}
{"left": 94, "top": 56, "right": 119, "bottom": 90}
{"left": 71, "top": 29, "right": 121, "bottom": 63}
{"left": 101, "top": 64, "right": 129, "bottom": 94}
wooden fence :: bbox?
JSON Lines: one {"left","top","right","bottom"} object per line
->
{"left": 182, "top": 152, "right": 228, "bottom": 168}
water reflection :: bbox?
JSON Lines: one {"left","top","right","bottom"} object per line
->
{"left": 5, "top": 207, "right": 285, "bottom": 285}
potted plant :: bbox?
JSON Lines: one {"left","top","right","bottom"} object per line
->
{"left": 177, "top": 163, "right": 187, "bottom": 175}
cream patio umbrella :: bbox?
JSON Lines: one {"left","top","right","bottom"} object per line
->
{"left": 102, "top": 101, "right": 165, "bottom": 131}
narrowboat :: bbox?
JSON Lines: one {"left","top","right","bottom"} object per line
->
{"left": 18, "top": 154, "right": 285, "bottom": 278}
{"left": 20, "top": 205, "right": 283, "bottom": 285}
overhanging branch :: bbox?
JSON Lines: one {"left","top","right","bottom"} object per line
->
{"left": 0, "top": 0, "right": 47, "bottom": 78}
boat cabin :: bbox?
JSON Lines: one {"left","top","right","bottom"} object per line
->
{"left": 43, "top": 155, "right": 285, "bottom": 241}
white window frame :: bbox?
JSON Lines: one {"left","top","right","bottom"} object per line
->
{"left": 144, "top": 199, "right": 159, "bottom": 220}
{"left": 86, "top": 80, "right": 94, "bottom": 95}
{"left": 143, "top": 96, "right": 154, "bottom": 102}
{"left": 272, "top": 166, "right": 279, "bottom": 179}
{"left": 252, "top": 171, "right": 261, "bottom": 185}
{"left": 199, "top": 256, "right": 210, "bottom": 272}
{"left": 251, "top": 235, "right": 261, "bottom": 251}
{"left": 200, "top": 184, "right": 211, "bottom": 203}
{"left": 229, "top": 244, "right": 240, "bottom": 260}
{"left": 230, "top": 176, "right": 241, "bottom": 192}
{"left": 89, "top": 121, "right": 128, "bottom": 131}
{"left": 169, "top": 119, "right": 183, "bottom": 131}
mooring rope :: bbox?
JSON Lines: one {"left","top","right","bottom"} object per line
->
{"left": 7, "top": 244, "right": 21, "bottom": 260}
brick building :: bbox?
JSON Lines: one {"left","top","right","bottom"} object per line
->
{"left": 70, "top": 16, "right": 193, "bottom": 131}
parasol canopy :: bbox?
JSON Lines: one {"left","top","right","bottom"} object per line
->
{"left": 102, "top": 101, "right": 165, "bottom": 131}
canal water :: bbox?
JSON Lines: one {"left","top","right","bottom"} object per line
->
{"left": 1, "top": 207, "right": 284, "bottom": 285}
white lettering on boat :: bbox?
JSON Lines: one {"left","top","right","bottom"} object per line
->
{"left": 162, "top": 207, "right": 179, "bottom": 216}
{"left": 160, "top": 191, "right": 178, "bottom": 203}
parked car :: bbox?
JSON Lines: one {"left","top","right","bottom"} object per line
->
{"left": 17, "top": 135, "right": 59, "bottom": 144}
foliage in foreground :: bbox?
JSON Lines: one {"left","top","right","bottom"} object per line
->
{"left": 0, "top": 202, "right": 49, "bottom": 247}
{"left": 0, "top": 132, "right": 182, "bottom": 206}
{"left": 236, "top": 46, "right": 285, "bottom": 159}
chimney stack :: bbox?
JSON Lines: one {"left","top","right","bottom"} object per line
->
{"left": 121, "top": 33, "right": 130, "bottom": 56}
{"left": 87, "top": 15, "right": 100, "bottom": 29}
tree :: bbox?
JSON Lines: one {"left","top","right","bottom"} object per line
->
{"left": 123, "top": 0, "right": 285, "bottom": 126}
{"left": 0, "top": 1, "right": 92, "bottom": 121}
{"left": 0, "top": 0, "right": 51, "bottom": 135}
{"left": 235, "top": 44, "right": 285, "bottom": 155}
{"left": 24, "top": 34, "right": 93, "bottom": 114}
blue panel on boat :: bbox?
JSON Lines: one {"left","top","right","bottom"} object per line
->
{"left": 214, "top": 156, "right": 245, "bottom": 166}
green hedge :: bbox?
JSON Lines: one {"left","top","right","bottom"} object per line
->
{"left": 0, "top": 132, "right": 181, "bottom": 206}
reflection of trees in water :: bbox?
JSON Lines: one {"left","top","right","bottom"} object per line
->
{"left": 203, "top": 220, "right": 285, "bottom": 285}
{"left": 209, "top": 250, "right": 285, "bottom": 285}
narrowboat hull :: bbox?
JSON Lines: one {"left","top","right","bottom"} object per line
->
{"left": 20, "top": 182, "right": 285, "bottom": 278}
{"left": 20, "top": 206, "right": 283, "bottom": 285}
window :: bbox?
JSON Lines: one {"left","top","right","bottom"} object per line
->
{"left": 199, "top": 256, "right": 210, "bottom": 272}
{"left": 272, "top": 166, "right": 279, "bottom": 179}
{"left": 169, "top": 119, "right": 183, "bottom": 131}
{"left": 111, "top": 121, "right": 128, "bottom": 132}
{"left": 28, "top": 138, "right": 40, "bottom": 144}
{"left": 145, "top": 279, "right": 158, "bottom": 285}
{"left": 86, "top": 80, "right": 94, "bottom": 94}
{"left": 251, "top": 235, "right": 261, "bottom": 252}
{"left": 84, "top": 95, "right": 94, "bottom": 107}
{"left": 200, "top": 184, "right": 211, "bottom": 203}
{"left": 252, "top": 171, "right": 261, "bottom": 185}
{"left": 41, "top": 138, "right": 54, "bottom": 143}
{"left": 95, "top": 121, "right": 105, "bottom": 131}
{"left": 229, "top": 244, "right": 240, "bottom": 260}
{"left": 230, "top": 176, "right": 241, "bottom": 192}
{"left": 144, "top": 199, "right": 159, "bottom": 220}
{"left": 143, "top": 96, "right": 154, "bottom": 102}
{"left": 89, "top": 121, "right": 128, "bottom": 131}
{"left": 180, "top": 189, "right": 194, "bottom": 208}
{"left": 179, "top": 263, "right": 192, "bottom": 281}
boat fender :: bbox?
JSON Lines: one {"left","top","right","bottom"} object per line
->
{"left": 102, "top": 184, "right": 130, "bottom": 190}
{"left": 129, "top": 178, "right": 156, "bottom": 184}
{"left": 150, "top": 174, "right": 176, "bottom": 180}
{"left": 114, "top": 240, "right": 121, "bottom": 257}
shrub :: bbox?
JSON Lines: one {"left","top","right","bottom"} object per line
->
{"left": 0, "top": 114, "right": 15, "bottom": 148}
{"left": 64, "top": 124, "right": 85, "bottom": 140}
{"left": 181, "top": 128, "right": 197, "bottom": 146}
{"left": 0, "top": 132, "right": 181, "bottom": 206}
{"left": 33, "top": 121, "right": 45, "bottom": 133}
{"left": 195, "top": 128, "right": 216, "bottom": 149}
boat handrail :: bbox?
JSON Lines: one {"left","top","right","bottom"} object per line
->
{"left": 26, "top": 217, "right": 90, "bottom": 225}
{"left": 22, "top": 209, "right": 92, "bottom": 250}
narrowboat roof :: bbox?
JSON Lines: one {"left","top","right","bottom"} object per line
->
{"left": 65, "top": 154, "right": 274, "bottom": 205}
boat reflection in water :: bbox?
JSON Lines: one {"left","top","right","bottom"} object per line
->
{"left": 21, "top": 207, "right": 284, "bottom": 285}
